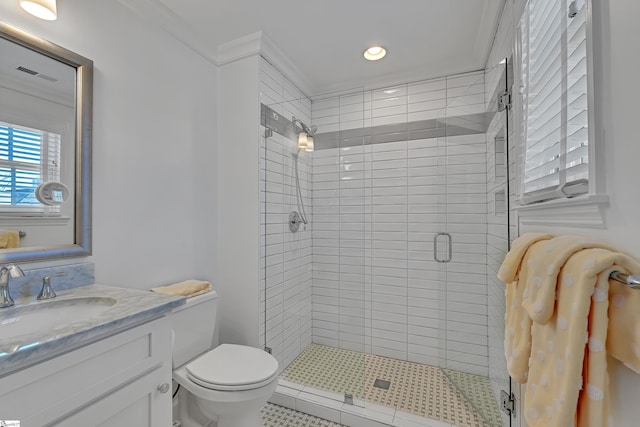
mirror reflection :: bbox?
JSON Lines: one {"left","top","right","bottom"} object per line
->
{"left": 0, "top": 36, "right": 76, "bottom": 249}
{"left": 0, "top": 22, "right": 92, "bottom": 262}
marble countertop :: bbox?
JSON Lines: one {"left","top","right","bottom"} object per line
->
{"left": 0, "top": 284, "right": 185, "bottom": 377}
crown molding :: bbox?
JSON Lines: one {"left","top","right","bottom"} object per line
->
{"left": 217, "top": 31, "right": 314, "bottom": 97}
{"left": 117, "top": 0, "right": 217, "bottom": 64}
{"left": 216, "top": 31, "right": 262, "bottom": 66}
{"left": 480, "top": 0, "right": 508, "bottom": 67}
{"left": 259, "top": 33, "right": 315, "bottom": 97}
{"left": 117, "top": 1, "right": 314, "bottom": 96}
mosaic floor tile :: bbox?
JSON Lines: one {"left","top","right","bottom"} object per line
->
{"left": 262, "top": 403, "right": 346, "bottom": 427}
{"left": 443, "top": 369, "right": 503, "bottom": 427}
{"left": 283, "top": 344, "right": 503, "bottom": 427}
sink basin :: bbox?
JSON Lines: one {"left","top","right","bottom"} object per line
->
{"left": 0, "top": 297, "right": 117, "bottom": 340}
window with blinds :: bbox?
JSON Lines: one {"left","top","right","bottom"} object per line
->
{"left": 519, "top": 0, "right": 589, "bottom": 204}
{"left": 0, "top": 121, "right": 61, "bottom": 213}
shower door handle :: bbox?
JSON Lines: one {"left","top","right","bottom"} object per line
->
{"left": 433, "top": 232, "right": 452, "bottom": 263}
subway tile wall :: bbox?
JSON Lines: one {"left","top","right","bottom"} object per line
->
{"left": 259, "top": 57, "right": 313, "bottom": 371}
{"left": 311, "top": 71, "right": 490, "bottom": 376}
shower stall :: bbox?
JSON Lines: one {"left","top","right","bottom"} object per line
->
{"left": 259, "top": 56, "right": 513, "bottom": 427}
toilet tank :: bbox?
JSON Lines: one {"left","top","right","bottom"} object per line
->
{"left": 171, "top": 290, "right": 218, "bottom": 368}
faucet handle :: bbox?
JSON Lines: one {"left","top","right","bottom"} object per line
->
{"left": 6, "top": 264, "right": 24, "bottom": 278}
{"left": 0, "top": 264, "right": 23, "bottom": 308}
{"left": 37, "top": 272, "right": 67, "bottom": 300}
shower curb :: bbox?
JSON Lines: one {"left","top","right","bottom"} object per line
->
{"left": 269, "top": 379, "right": 461, "bottom": 427}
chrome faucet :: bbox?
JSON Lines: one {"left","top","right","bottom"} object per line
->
{"left": 37, "top": 272, "right": 67, "bottom": 300}
{"left": 0, "top": 264, "right": 25, "bottom": 308}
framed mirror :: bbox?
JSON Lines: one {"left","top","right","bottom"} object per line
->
{"left": 0, "top": 22, "right": 92, "bottom": 262}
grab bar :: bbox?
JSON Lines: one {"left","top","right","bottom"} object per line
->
{"left": 610, "top": 271, "right": 640, "bottom": 289}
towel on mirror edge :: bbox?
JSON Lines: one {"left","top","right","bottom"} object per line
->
{"left": 498, "top": 234, "right": 640, "bottom": 427}
{"left": 0, "top": 230, "right": 20, "bottom": 249}
{"left": 150, "top": 280, "right": 211, "bottom": 298}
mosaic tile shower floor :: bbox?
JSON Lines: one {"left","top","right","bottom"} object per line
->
{"left": 262, "top": 403, "right": 346, "bottom": 427}
{"left": 282, "top": 344, "right": 502, "bottom": 427}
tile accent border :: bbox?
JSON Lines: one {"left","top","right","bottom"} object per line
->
{"left": 261, "top": 103, "right": 301, "bottom": 142}
{"left": 261, "top": 103, "right": 491, "bottom": 151}
{"left": 312, "top": 112, "right": 491, "bottom": 150}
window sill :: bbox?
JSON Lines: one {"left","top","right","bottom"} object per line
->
{"left": 514, "top": 194, "right": 609, "bottom": 228}
{"left": 0, "top": 216, "right": 70, "bottom": 226}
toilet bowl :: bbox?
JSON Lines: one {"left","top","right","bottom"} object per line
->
{"left": 171, "top": 291, "right": 279, "bottom": 427}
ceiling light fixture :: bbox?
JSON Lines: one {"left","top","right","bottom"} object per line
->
{"left": 20, "top": 0, "right": 57, "bottom": 20}
{"left": 364, "top": 46, "right": 386, "bottom": 61}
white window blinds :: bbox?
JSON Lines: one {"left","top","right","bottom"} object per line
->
{"left": 0, "top": 121, "right": 61, "bottom": 212}
{"left": 519, "top": 0, "right": 589, "bottom": 204}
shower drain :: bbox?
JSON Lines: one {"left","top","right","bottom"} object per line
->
{"left": 373, "top": 379, "right": 391, "bottom": 390}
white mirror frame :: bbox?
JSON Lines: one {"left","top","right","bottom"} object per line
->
{"left": 0, "top": 22, "right": 92, "bottom": 262}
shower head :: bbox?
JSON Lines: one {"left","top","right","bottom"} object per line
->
{"left": 292, "top": 116, "right": 317, "bottom": 136}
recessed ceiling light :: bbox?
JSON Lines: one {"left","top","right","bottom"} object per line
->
{"left": 364, "top": 46, "right": 387, "bottom": 61}
{"left": 20, "top": 0, "right": 57, "bottom": 21}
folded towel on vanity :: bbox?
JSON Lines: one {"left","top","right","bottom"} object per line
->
{"left": 0, "top": 230, "right": 20, "bottom": 249}
{"left": 150, "top": 280, "right": 211, "bottom": 298}
{"left": 499, "top": 233, "right": 640, "bottom": 427}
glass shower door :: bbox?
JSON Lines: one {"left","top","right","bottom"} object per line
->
{"left": 262, "top": 85, "right": 369, "bottom": 408}
{"left": 259, "top": 62, "right": 316, "bottom": 386}
{"left": 485, "top": 58, "right": 515, "bottom": 427}
{"left": 438, "top": 63, "right": 513, "bottom": 427}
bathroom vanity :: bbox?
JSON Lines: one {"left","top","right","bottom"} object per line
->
{"left": 0, "top": 285, "right": 184, "bottom": 426}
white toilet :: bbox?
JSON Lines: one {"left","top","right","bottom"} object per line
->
{"left": 171, "top": 290, "right": 279, "bottom": 427}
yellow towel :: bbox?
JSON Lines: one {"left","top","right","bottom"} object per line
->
{"left": 150, "top": 280, "right": 211, "bottom": 298}
{"left": 0, "top": 230, "right": 20, "bottom": 249}
{"left": 498, "top": 233, "right": 553, "bottom": 383}
{"left": 498, "top": 234, "right": 615, "bottom": 382}
{"left": 608, "top": 276, "right": 640, "bottom": 374}
{"left": 499, "top": 234, "right": 640, "bottom": 427}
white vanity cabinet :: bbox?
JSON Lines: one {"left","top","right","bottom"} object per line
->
{"left": 0, "top": 316, "right": 173, "bottom": 427}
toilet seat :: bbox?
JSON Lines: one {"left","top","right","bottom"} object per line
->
{"left": 186, "top": 344, "right": 279, "bottom": 391}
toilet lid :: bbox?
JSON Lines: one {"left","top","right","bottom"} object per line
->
{"left": 186, "top": 344, "right": 279, "bottom": 391}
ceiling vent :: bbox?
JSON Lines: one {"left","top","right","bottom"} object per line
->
{"left": 36, "top": 73, "right": 58, "bottom": 83}
{"left": 16, "top": 65, "right": 59, "bottom": 83}
{"left": 16, "top": 65, "right": 38, "bottom": 75}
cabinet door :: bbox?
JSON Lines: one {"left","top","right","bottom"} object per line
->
{"left": 2, "top": 316, "right": 172, "bottom": 426}
{"left": 53, "top": 364, "right": 172, "bottom": 427}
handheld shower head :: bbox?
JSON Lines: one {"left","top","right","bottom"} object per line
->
{"left": 292, "top": 116, "right": 317, "bottom": 136}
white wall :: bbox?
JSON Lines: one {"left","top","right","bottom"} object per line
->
{"left": 0, "top": 0, "right": 219, "bottom": 288}
{"left": 217, "top": 55, "right": 261, "bottom": 346}
{"left": 489, "top": 0, "right": 640, "bottom": 425}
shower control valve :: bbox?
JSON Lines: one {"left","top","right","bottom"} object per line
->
{"left": 289, "top": 211, "right": 304, "bottom": 232}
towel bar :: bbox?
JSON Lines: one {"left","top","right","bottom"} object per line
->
{"left": 18, "top": 231, "right": 26, "bottom": 238}
{"left": 610, "top": 271, "right": 640, "bottom": 289}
